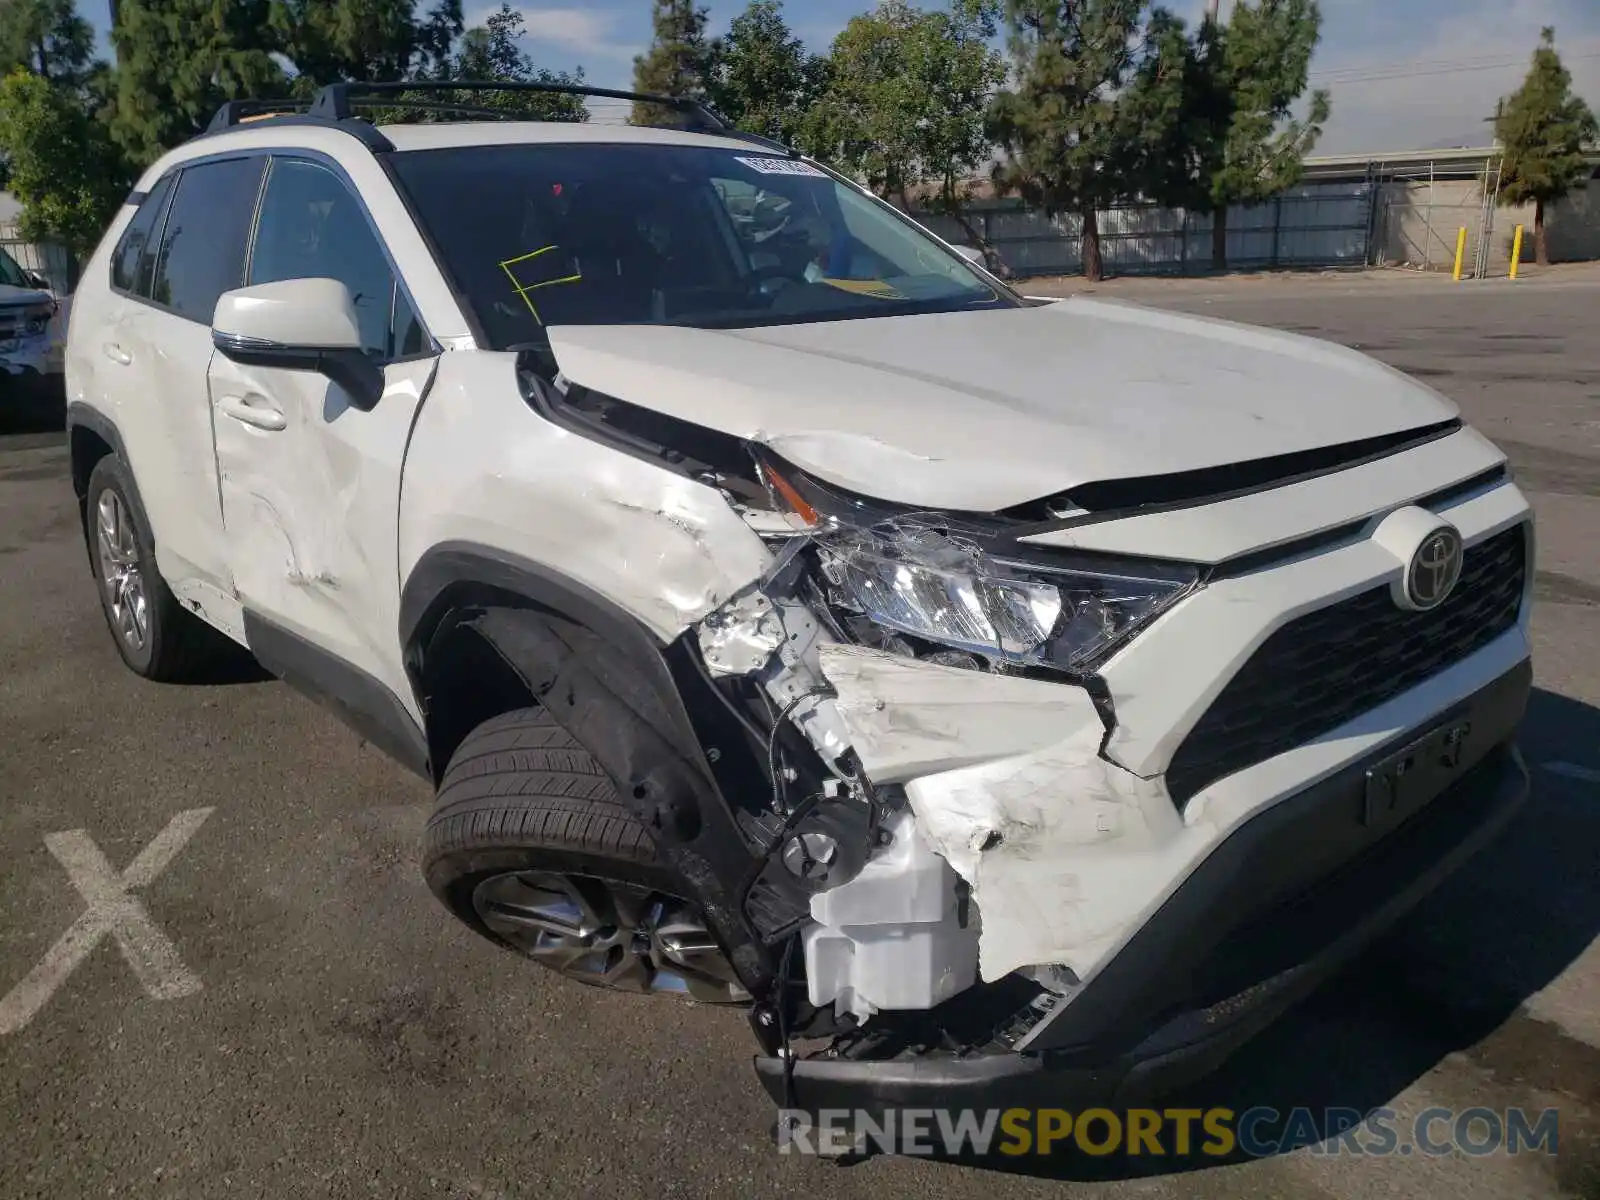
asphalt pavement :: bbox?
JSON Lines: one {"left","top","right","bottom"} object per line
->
{"left": 1, "top": 267, "right": 1596, "bottom": 1198}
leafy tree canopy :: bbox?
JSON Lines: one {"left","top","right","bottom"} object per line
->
{"left": 1494, "top": 26, "right": 1598, "bottom": 264}
{"left": 0, "top": 0, "right": 94, "bottom": 85}
{"left": 708, "top": 0, "right": 823, "bottom": 144}
{"left": 633, "top": 0, "right": 716, "bottom": 123}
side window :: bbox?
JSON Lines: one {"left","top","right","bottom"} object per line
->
{"left": 149, "top": 157, "right": 267, "bottom": 320}
{"left": 109, "top": 174, "right": 174, "bottom": 295}
{"left": 249, "top": 158, "right": 422, "bottom": 360}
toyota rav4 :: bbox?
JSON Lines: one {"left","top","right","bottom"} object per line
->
{"left": 64, "top": 82, "right": 1534, "bottom": 1119}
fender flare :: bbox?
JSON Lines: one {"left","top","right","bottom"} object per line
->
{"left": 66, "top": 401, "right": 156, "bottom": 567}
{"left": 399, "top": 541, "right": 780, "bottom": 994}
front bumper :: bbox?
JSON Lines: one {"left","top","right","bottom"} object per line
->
{"left": 755, "top": 659, "right": 1530, "bottom": 1110}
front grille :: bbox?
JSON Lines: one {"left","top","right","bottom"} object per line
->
{"left": 1166, "top": 523, "right": 1527, "bottom": 806}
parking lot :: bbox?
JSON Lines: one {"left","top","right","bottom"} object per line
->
{"left": 1, "top": 270, "right": 1596, "bottom": 1199}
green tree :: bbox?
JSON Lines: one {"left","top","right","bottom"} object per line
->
{"left": 443, "top": 2, "right": 587, "bottom": 122}
{"left": 270, "top": 0, "right": 463, "bottom": 92}
{"left": 632, "top": 0, "right": 716, "bottom": 124}
{"left": 1173, "top": 0, "right": 1329, "bottom": 270}
{"left": 708, "top": 0, "right": 822, "bottom": 143}
{"left": 109, "top": 0, "right": 285, "bottom": 165}
{"left": 0, "top": 68, "right": 131, "bottom": 256}
{"left": 0, "top": 0, "right": 94, "bottom": 85}
{"left": 807, "top": 1, "right": 1005, "bottom": 264}
{"left": 1494, "top": 26, "right": 1598, "bottom": 266}
{"left": 989, "top": 0, "right": 1172, "bottom": 281}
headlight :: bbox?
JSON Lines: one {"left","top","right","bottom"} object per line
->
{"left": 817, "top": 523, "right": 1196, "bottom": 671}
{"left": 22, "top": 307, "right": 51, "bottom": 335}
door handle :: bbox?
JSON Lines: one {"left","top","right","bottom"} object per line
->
{"left": 218, "top": 393, "right": 286, "bottom": 432}
{"left": 102, "top": 342, "right": 131, "bottom": 365}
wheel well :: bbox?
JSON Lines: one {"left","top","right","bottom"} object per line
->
{"left": 70, "top": 424, "right": 114, "bottom": 500}
{"left": 414, "top": 601, "right": 540, "bottom": 783}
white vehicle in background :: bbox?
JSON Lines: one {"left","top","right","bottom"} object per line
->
{"left": 63, "top": 81, "right": 1534, "bottom": 1126}
{"left": 0, "top": 244, "right": 65, "bottom": 412}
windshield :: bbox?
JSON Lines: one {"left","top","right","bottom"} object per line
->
{"left": 0, "top": 247, "right": 32, "bottom": 289}
{"left": 388, "top": 143, "right": 1015, "bottom": 350}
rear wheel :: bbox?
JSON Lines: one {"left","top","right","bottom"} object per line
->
{"left": 422, "top": 706, "right": 746, "bottom": 1003}
{"left": 84, "top": 455, "right": 232, "bottom": 681}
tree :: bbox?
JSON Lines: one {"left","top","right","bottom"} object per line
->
{"left": 444, "top": 3, "right": 587, "bottom": 122}
{"left": 0, "top": 0, "right": 95, "bottom": 85}
{"left": 988, "top": 0, "right": 1170, "bottom": 281}
{"left": 1174, "top": 0, "right": 1329, "bottom": 270}
{"left": 632, "top": 0, "right": 715, "bottom": 124}
{"left": 0, "top": 68, "right": 131, "bottom": 256}
{"left": 708, "top": 0, "right": 822, "bottom": 143}
{"left": 806, "top": 1, "right": 1005, "bottom": 264}
{"left": 270, "top": 0, "right": 463, "bottom": 92}
{"left": 109, "top": 0, "right": 285, "bottom": 165}
{"left": 1494, "top": 27, "right": 1598, "bottom": 266}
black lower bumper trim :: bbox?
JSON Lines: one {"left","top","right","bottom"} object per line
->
{"left": 755, "top": 661, "right": 1531, "bottom": 1111}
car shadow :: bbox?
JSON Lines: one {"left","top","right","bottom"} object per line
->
{"left": 913, "top": 686, "right": 1600, "bottom": 1184}
{"left": 0, "top": 378, "right": 66, "bottom": 436}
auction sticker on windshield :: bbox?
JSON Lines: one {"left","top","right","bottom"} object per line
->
{"left": 735, "top": 156, "right": 827, "bottom": 178}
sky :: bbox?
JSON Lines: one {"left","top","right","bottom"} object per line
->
{"left": 85, "top": 0, "right": 1600, "bottom": 156}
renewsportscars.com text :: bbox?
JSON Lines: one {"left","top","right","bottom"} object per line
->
{"left": 778, "top": 1105, "right": 1561, "bottom": 1159}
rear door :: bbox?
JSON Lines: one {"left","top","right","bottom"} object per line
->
{"left": 209, "top": 154, "right": 438, "bottom": 734}
{"left": 101, "top": 155, "right": 268, "bottom": 637}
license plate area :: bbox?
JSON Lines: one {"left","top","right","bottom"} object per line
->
{"left": 1362, "top": 716, "right": 1473, "bottom": 829}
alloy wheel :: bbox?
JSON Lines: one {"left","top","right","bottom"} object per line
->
{"left": 95, "top": 489, "right": 149, "bottom": 653}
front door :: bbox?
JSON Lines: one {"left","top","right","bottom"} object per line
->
{"left": 210, "top": 156, "right": 439, "bottom": 729}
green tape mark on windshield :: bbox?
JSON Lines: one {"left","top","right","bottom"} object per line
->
{"left": 499, "top": 245, "right": 583, "bottom": 327}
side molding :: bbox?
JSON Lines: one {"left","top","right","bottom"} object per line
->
{"left": 243, "top": 609, "right": 431, "bottom": 779}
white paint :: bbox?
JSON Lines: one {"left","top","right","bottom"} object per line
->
{"left": 211, "top": 332, "right": 439, "bottom": 720}
{"left": 0, "top": 808, "right": 213, "bottom": 1036}
{"left": 1021, "top": 427, "right": 1506, "bottom": 564}
{"left": 212, "top": 278, "right": 366, "bottom": 349}
{"left": 1098, "top": 483, "right": 1531, "bottom": 778}
{"left": 398, "top": 353, "right": 772, "bottom": 642}
{"left": 1542, "top": 761, "right": 1600, "bottom": 784}
{"left": 545, "top": 296, "right": 1458, "bottom": 512}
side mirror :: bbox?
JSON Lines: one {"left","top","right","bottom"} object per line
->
{"left": 953, "top": 245, "right": 985, "bottom": 267}
{"left": 211, "top": 277, "right": 383, "bottom": 412}
{"left": 24, "top": 270, "right": 50, "bottom": 291}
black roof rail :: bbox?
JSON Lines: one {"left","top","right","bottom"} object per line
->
{"left": 206, "top": 99, "right": 311, "bottom": 132}
{"left": 308, "top": 79, "right": 731, "bottom": 132}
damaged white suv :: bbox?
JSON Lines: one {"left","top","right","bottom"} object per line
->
{"left": 66, "top": 82, "right": 1533, "bottom": 1117}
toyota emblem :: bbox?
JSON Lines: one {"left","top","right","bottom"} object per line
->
{"left": 1405, "top": 527, "right": 1464, "bottom": 610}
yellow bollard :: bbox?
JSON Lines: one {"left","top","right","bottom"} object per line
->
{"left": 1452, "top": 227, "right": 1468, "bottom": 281}
{"left": 1510, "top": 224, "right": 1525, "bottom": 280}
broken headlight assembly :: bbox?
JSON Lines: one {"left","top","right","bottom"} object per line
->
{"left": 749, "top": 456, "right": 1198, "bottom": 673}
{"left": 815, "top": 525, "right": 1196, "bottom": 671}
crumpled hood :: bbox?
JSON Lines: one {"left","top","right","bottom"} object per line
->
{"left": 545, "top": 297, "right": 1458, "bottom": 512}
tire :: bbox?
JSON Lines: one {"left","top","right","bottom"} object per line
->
{"left": 422, "top": 705, "right": 670, "bottom": 941}
{"left": 423, "top": 707, "right": 744, "bottom": 1001}
{"left": 84, "top": 455, "right": 232, "bottom": 681}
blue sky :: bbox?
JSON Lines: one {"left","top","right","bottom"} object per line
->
{"left": 84, "top": 0, "right": 1600, "bottom": 154}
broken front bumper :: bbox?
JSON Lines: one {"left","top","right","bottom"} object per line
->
{"left": 755, "top": 660, "right": 1530, "bottom": 1109}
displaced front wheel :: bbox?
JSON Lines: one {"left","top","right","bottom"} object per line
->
{"left": 422, "top": 706, "right": 747, "bottom": 1003}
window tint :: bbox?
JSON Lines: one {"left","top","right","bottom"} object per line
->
{"left": 249, "top": 158, "right": 420, "bottom": 359}
{"left": 110, "top": 174, "right": 174, "bottom": 295}
{"left": 150, "top": 157, "right": 266, "bottom": 320}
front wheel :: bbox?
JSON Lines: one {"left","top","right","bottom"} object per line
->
{"left": 422, "top": 706, "right": 747, "bottom": 1004}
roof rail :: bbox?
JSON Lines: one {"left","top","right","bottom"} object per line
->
{"left": 308, "top": 80, "right": 731, "bottom": 133}
{"left": 206, "top": 99, "right": 312, "bottom": 132}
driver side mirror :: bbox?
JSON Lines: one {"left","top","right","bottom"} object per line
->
{"left": 24, "top": 270, "right": 50, "bottom": 291}
{"left": 211, "top": 277, "right": 384, "bottom": 412}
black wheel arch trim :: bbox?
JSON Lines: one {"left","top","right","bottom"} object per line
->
{"left": 67, "top": 402, "right": 156, "bottom": 569}
{"left": 400, "top": 541, "right": 781, "bottom": 995}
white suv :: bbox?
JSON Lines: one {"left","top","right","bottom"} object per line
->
{"left": 65, "top": 82, "right": 1534, "bottom": 1117}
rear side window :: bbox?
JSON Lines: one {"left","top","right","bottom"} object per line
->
{"left": 109, "top": 174, "right": 174, "bottom": 295}
{"left": 149, "top": 157, "right": 266, "bottom": 321}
